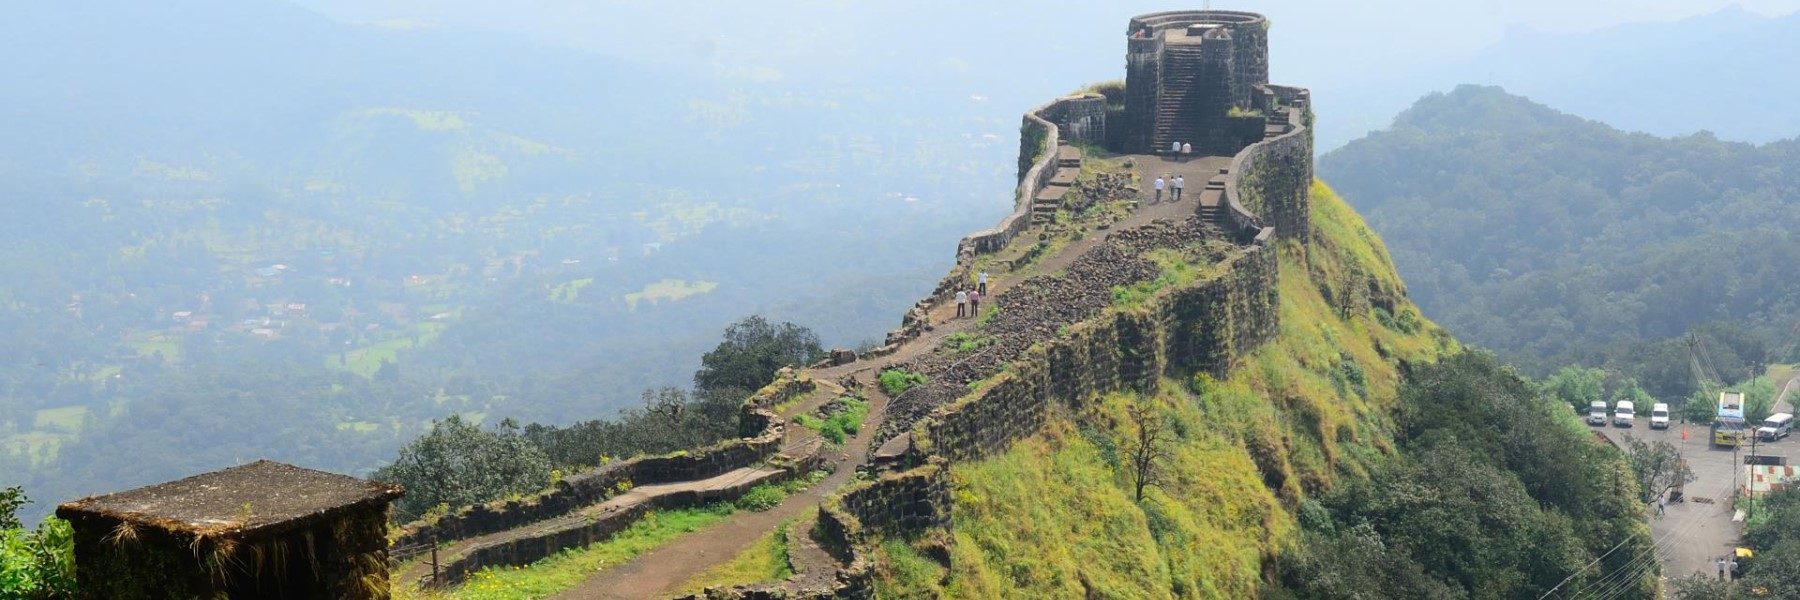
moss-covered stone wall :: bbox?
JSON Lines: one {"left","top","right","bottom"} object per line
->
{"left": 388, "top": 371, "right": 810, "bottom": 555}
{"left": 1227, "top": 92, "right": 1313, "bottom": 244}
{"left": 433, "top": 451, "right": 826, "bottom": 587}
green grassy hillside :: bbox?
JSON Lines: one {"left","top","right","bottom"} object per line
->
{"left": 872, "top": 182, "right": 1654, "bottom": 599}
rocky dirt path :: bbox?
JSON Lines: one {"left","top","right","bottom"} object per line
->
{"left": 552, "top": 376, "right": 893, "bottom": 600}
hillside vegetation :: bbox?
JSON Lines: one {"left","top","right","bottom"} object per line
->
{"left": 1319, "top": 85, "right": 1800, "bottom": 377}
{"left": 871, "top": 182, "right": 1656, "bottom": 598}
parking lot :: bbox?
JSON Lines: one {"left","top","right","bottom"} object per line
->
{"left": 1596, "top": 385, "right": 1799, "bottom": 580}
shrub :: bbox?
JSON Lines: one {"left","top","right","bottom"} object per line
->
{"left": 0, "top": 516, "right": 75, "bottom": 599}
{"left": 879, "top": 369, "right": 926, "bottom": 396}
{"left": 737, "top": 484, "right": 785, "bottom": 512}
{"left": 944, "top": 332, "right": 995, "bottom": 354}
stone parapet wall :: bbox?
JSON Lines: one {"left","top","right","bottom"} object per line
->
{"left": 914, "top": 241, "right": 1277, "bottom": 464}
{"left": 435, "top": 450, "right": 828, "bottom": 587}
{"left": 390, "top": 371, "right": 809, "bottom": 555}
{"left": 833, "top": 462, "right": 952, "bottom": 539}
{"left": 1224, "top": 99, "right": 1312, "bottom": 244}
{"left": 1042, "top": 94, "right": 1109, "bottom": 147}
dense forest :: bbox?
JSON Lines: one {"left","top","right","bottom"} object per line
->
{"left": 1320, "top": 85, "right": 1800, "bottom": 378}
{"left": 1273, "top": 352, "right": 1653, "bottom": 599}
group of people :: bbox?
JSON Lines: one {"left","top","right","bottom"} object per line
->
{"left": 1151, "top": 174, "right": 1184, "bottom": 204}
{"left": 955, "top": 270, "right": 989, "bottom": 319}
{"left": 1170, "top": 140, "right": 1193, "bottom": 160}
{"left": 1718, "top": 555, "right": 1742, "bottom": 580}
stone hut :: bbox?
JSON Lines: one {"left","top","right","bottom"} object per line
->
{"left": 55, "top": 460, "right": 403, "bottom": 599}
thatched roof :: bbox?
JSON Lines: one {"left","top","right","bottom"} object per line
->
{"left": 57, "top": 460, "right": 402, "bottom": 538}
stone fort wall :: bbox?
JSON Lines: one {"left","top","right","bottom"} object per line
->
{"left": 869, "top": 93, "right": 1114, "bottom": 357}
{"left": 389, "top": 10, "right": 1312, "bottom": 598}
{"left": 389, "top": 372, "right": 814, "bottom": 558}
{"left": 789, "top": 229, "right": 1285, "bottom": 599}
{"left": 797, "top": 60, "right": 1312, "bottom": 600}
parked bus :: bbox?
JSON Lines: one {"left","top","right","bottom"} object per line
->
{"left": 1715, "top": 391, "right": 1747, "bottom": 447}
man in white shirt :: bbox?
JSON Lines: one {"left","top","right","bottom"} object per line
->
{"left": 1170, "top": 140, "right": 1181, "bottom": 155}
{"left": 978, "top": 271, "right": 988, "bottom": 295}
{"left": 1174, "top": 175, "right": 1184, "bottom": 201}
{"left": 955, "top": 289, "right": 968, "bottom": 318}
{"left": 1153, "top": 176, "right": 1165, "bottom": 203}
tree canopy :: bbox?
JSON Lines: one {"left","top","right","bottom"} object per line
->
{"left": 1321, "top": 85, "right": 1800, "bottom": 374}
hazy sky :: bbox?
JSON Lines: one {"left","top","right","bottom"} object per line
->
{"left": 284, "top": 0, "right": 1800, "bottom": 147}
{"left": 291, "top": 0, "right": 1800, "bottom": 61}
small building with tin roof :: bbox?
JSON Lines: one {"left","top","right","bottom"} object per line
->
{"left": 56, "top": 459, "right": 403, "bottom": 599}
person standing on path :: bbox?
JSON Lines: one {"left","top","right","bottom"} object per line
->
{"left": 955, "top": 289, "right": 968, "bottom": 319}
{"left": 969, "top": 288, "right": 981, "bottom": 319}
{"left": 978, "top": 270, "right": 988, "bottom": 295}
{"left": 1153, "top": 176, "right": 1165, "bottom": 204}
{"left": 1719, "top": 556, "right": 1727, "bottom": 580}
{"left": 1181, "top": 142, "right": 1192, "bottom": 160}
{"left": 1170, "top": 140, "right": 1181, "bottom": 155}
{"left": 1174, "top": 175, "right": 1184, "bottom": 201}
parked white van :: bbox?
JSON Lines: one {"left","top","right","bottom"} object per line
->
{"left": 1613, "top": 400, "right": 1635, "bottom": 428}
{"left": 1588, "top": 401, "right": 1608, "bottom": 426}
{"left": 1650, "top": 403, "right": 1671, "bottom": 430}
{"left": 1758, "top": 413, "right": 1794, "bottom": 442}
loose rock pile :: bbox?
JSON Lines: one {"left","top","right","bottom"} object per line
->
{"left": 1073, "top": 172, "right": 1135, "bottom": 213}
{"left": 876, "top": 218, "right": 1223, "bottom": 442}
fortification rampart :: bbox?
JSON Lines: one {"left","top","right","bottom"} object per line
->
{"left": 1225, "top": 86, "right": 1313, "bottom": 243}
{"left": 872, "top": 93, "right": 1111, "bottom": 357}
{"left": 804, "top": 11, "right": 1312, "bottom": 594}
{"left": 434, "top": 449, "right": 827, "bottom": 587}
{"left": 397, "top": 9, "right": 1309, "bottom": 598}
{"left": 389, "top": 372, "right": 813, "bottom": 556}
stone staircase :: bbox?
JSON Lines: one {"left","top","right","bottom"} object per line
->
{"left": 1197, "top": 176, "right": 1228, "bottom": 226}
{"left": 1031, "top": 147, "right": 1084, "bottom": 224}
{"left": 1150, "top": 43, "right": 1209, "bottom": 153}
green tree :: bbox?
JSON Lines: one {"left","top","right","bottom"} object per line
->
{"left": 0, "top": 487, "right": 74, "bottom": 600}
{"left": 0, "top": 486, "right": 23, "bottom": 531}
{"left": 693, "top": 316, "right": 823, "bottom": 395}
{"left": 374, "top": 414, "right": 552, "bottom": 519}
{"left": 1545, "top": 366, "right": 1605, "bottom": 413}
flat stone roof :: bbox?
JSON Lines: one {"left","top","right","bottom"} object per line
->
{"left": 58, "top": 460, "right": 402, "bottom": 537}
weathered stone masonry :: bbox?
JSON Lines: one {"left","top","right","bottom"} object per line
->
{"left": 808, "top": 11, "right": 1312, "bottom": 597}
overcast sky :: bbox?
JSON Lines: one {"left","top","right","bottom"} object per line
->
{"left": 290, "top": 0, "right": 1800, "bottom": 60}
{"left": 284, "top": 1, "right": 1800, "bottom": 146}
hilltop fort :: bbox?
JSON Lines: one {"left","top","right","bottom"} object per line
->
{"left": 60, "top": 10, "right": 1362, "bottom": 599}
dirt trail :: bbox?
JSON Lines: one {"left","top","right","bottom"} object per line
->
{"left": 552, "top": 377, "right": 893, "bottom": 599}
{"left": 393, "top": 465, "right": 784, "bottom": 586}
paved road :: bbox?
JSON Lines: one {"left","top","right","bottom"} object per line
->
{"left": 1598, "top": 376, "right": 1800, "bottom": 582}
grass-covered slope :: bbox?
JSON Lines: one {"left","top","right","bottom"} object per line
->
{"left": 872, "top": 182, "right": 1653, "bottom": 599}
{"left": 871, "top": 181, "right": 1451, "bottom": 597}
